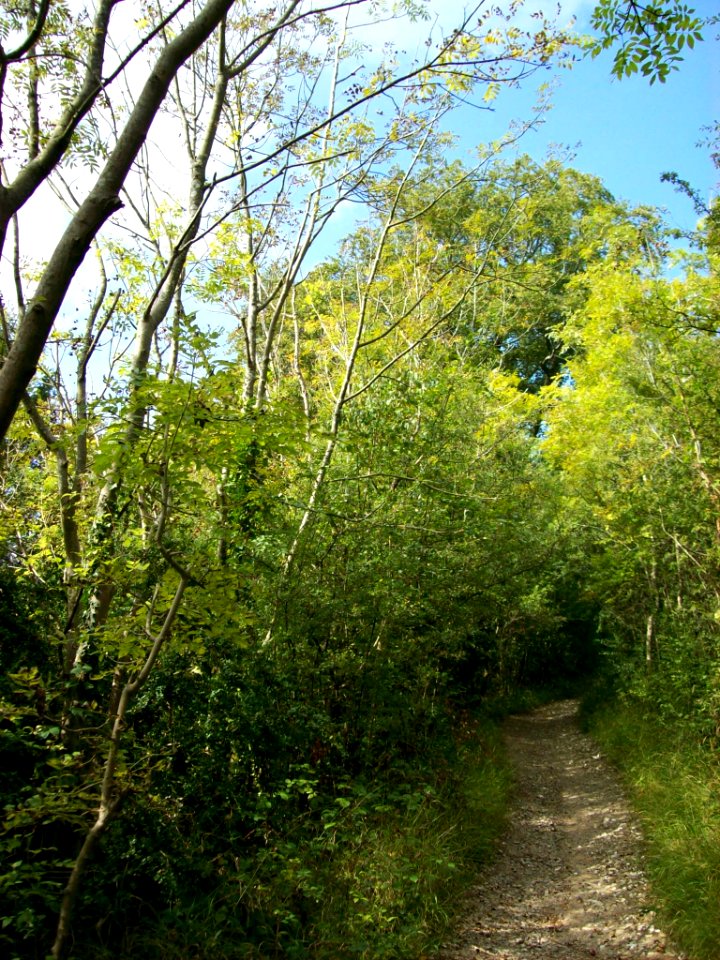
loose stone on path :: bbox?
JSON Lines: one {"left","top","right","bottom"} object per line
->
{"left": 438, "top": 700, "right": 686, "bottom": 960}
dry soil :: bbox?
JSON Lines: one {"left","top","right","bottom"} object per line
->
{"left": 438, "top": 699, "right": 686, "bottom": 960}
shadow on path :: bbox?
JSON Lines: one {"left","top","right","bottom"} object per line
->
{"left": 438, "top": 700, "right": 684, "bottom": 960}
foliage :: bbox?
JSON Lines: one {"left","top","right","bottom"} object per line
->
{"left": 3, "top": 651, "right": 511, "bottom": 960}
{"left": 0, "top": 6, "right": 718, "bottom": 942}
{"left": 589, "top": 0, "right": 713, "bottom": 82}
{"left": 583, "top": 693, "right": 720, "bottom": 960}
{"left": 542, "top": 217, "right": 720, "bottom": 732}
{"left": 0, "top": 148, "right": 614, "bottom": 956}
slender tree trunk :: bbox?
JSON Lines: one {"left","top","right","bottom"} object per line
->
{"left": 0, "top": 0, "right": 237, "bottom": 442}
{"left": 0, "top": 0, "right": 116, "bottom": 255}
{"left": 51, "top": 576, "right": 188, "bottom": 959}
{"left": 646, "top": 556, "right": 659, "bottom": 670}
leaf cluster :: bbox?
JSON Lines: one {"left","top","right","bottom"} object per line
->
{"left": 589, "top": 0, "right": 711, "bottom": 82}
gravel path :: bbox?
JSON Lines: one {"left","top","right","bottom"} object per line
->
{"left": 438, "top": 699, "right": 686, "bottom": 960}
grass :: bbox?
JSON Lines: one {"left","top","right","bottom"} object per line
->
{"left": 582, "top": 693, "right": 720, "bottom": 960}
{"left": 306, "top": 714, "right": 513, "bottom": 959}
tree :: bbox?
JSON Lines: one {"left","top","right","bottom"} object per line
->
{"left": 541, "top": 211, "right": 720, "bottom": 720}
{"left": 589, "top": 0, "right": 714, "bottom": 82}
{"left": 0, "top": 0, "right": 244, "bottom": 439}
{"left": 0, "top": 4, "right": 576, "bottom": 955}
{"left": 0, "top": 0, "right": 571, "bottom": 442}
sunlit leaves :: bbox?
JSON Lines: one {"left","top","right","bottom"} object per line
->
{"left": 589, "top": 0, "right": 711, "bottom": 82}
{"left": 541, "top": 225, "right": 720, "bottom": 702}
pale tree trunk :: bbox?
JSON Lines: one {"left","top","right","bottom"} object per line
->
{"left": 85, "top": 0, "right": 305, "bottom": 594}
{"left": 51, "top": 577, "right": 188, "bottom": 960}
{"left": 0, "top": 0, "right": 238, "bottom": 442}
{"left": 0, "top": 0, "right": 117, "bottom": 253}
{"left": 271, "top": 157, "right": 412, "bottom": 592}
{"left": 264, "top": 123, "right": 492, "bottom": 641}
{"left": 291, "top": 289, "right": 312, "bottom": 434}
{"left": 646, "top": 555, "right": 659, "bottom": 670}
{"left": 82, "top": 10, "right": 236, "bottom": 630}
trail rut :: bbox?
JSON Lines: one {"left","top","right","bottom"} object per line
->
{"left": 438, "top": 699, "right": 685, "bottom": 960}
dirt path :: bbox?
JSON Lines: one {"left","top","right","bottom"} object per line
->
{"left": 438, "top": 700, "right": 686, "bottom": 960}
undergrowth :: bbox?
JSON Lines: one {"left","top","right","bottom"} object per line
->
{"left": 581, "top": 688, "right": 720, "bottom": 960}
{"left": 70, "top": 712, "right": 511, "bottom": 960}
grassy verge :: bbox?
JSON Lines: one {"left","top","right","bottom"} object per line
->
{"left": 82, "top": 712, "right": 513, "bottom": 960}
{"left": 581, "top": 694, "right": 720, "bottom": 960}
{"left": 307, "top": 715, "right": 512, "bottom": 960}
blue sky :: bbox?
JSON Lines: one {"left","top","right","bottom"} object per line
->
{"left": 454, "top": 0, "right": 718, "bottom": 235}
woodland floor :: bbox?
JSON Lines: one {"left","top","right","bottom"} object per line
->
{"left": 438, "top": 699, "right": 687, "bottom": 960}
